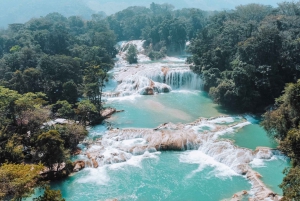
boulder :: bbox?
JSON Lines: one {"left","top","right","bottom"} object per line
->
{"left": 92, "top": 158, "right": 98, "bottom": 168}
{"left": 254, "top": 147, "right": 273, "bottom": 159}
{"left": 73, "top": 160, "right": 85, "bottom": 172}
{"left": 161, "top": 86, "right": 171, "bottom": 93}
{"left": 101, "top": 108, "right": 117, "bottom": 118}
{"left": 235, "top": 164, "right": 249, "bottom": 175}
{"left": 139, "top": 87, "right": 154, "bottom": 95}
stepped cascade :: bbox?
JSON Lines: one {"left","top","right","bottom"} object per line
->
{"left": 104, "top": 40, "right": 202, "bottom": 97}
{"left": 49, "top": 40, "right": 288, "bottom": 201}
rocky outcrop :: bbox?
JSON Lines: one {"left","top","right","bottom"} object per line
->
{"left": 82, "top": 116, "right": 283, "bottom": 201}
{"left": 101, "top": 108, "right": 116, "bottom": 119}
{"left": 92, "top": 158, "right": 98, "bottom": 168}
{"left": 104, "top": 122, "right": 200, "bottom": 152}
{"left": 161, "top": 67, "right": 169, "bottom": 76}
{"left": 247, "top": 169, "right": 281, "bottom": 201}
{"left": 254, "top": 147, "right": 274, "bottom": 159}
{"left": 72, "top": 148, "right": 82, "bottom": 155}
{"left": 73, "top": 160, "right": 85, "bottom": 172}
{"left": 139, "top": 87, "right": 154, "bottom": 95}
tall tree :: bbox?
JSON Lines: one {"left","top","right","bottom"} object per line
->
{"left": 0, "top": 163, "right": 44, "bottom": 201}
{"left": 83, "top": 65, "right": 107, "bottom": 110}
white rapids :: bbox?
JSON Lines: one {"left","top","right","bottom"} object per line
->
{"left": 79, "top": 40, "right": 284, "bottom": 201}
{"left": 80, "top": 116, "right": 281, "bottom": 200}
{"left": 104, "top": 40, "right": 202, "bottom": 97}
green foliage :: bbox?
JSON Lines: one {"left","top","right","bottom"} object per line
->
{"left": 76, "top": 100, "right": 98, "bottom": 124}
{"left": 83, "top": 65, "right": 107, "bottom": 110}
{"left": 0, "top": 86, "right": 21, "bottom": 132}
{"left": 34, "top": 186, "right": 65, "bottom": 201}
{"left": 126, "top": 44, "right": 138, "bottom": 64}
{"left": 189, "top": 3, "right": 300, "bottom": 112}
{"left": 280, "top": 166, "right": 300, "bottom": 200}
{"left": 0, "top": 11, "right": 117, "bottom": 174}
{"left": 0, "top": 163, "right": 44, "bottom": 201}
{"left": 56, "top": 124, "right": 88, "bottom": 150}
{"left": 280, "top": 129, "right": 300, "bottom": 166}
{"left": 62, "top": 80, "right": 78, "bottom": 104}
{"left": 4, "top": 135, "right": 24, "bottom": 162}
{"left": 36, "top": 130, "right": 68, "bottom": 169}
{"left": 54, "top": 100, "right": 74, "bottom": 119}
{"left": 262, "top": 80, "right": 300, "bottom": 200}
{"left": 262, "top": 81, "right": 300, "bottom": 140}
{"left": 9, "top": 45, "right": 21, "bottom": 53}
{"left": 106, "top": 4, "right": 207, "bottom": 54}
{"left": 0, "top": 12, "right": 116, "bottom": 104}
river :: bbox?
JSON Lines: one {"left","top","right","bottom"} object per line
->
{"left": 33, "top": 40, "right": 289, "bottom": 201}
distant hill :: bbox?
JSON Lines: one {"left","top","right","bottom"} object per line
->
{"left": 0, "top": 0, "right": 94, "bottom": 28}
{"left": 85, "top": 0, "right": 283, "bottom": 14}
{"left": 0, "top": 0, "right": 284, "bottom": 28}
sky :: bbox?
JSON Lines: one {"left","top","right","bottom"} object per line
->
{"left": 0, "top": 0, "right": 288, "bottom": 28}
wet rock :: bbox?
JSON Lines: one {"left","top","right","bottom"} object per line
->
{"left": 139, "top": 87, "right": 154, "bottom": 95}
{"left": 92, "top": 158, "right": 98, "bottom": 168}
{"left": 236, "top": 164, "right": 249, "bottom": 175}
{"left": 101, "top": 108, "right": 117, "bottom": 118}
{"left": 73, "top": 160, "right": 85, "bottom": 172}
{"left": 72, "top": 148, "right": 82, "bottom": 155}
{"left": 254, "top": 147, "right": 273, "bottom": 159}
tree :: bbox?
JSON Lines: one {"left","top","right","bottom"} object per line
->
{"left": 4, "top": 134, "right": 24, "bottom": 163}
{"left": 279, "top": 129, "right": 300, "bottom": 165}
{"left": 76, "top": 100, "right": 97, "bottom": 125}
{"left": 62, "top": 80, "right": 78, "bottom": 104}
{"left": 14, "top": 92, "right": 49, "bottom": 134}
{"left": 262, "top": 80, "right": 300, "bottom": 200}
{"left": 0, "top": 163, "right": 44, "bottom": 201}
{"left": 56, "top": 124, "right": 87, "bottom": 150}
{"left": 0, "top": 87, "right": 21, "bottom": 133}
{"left": 36, "top": 130, "right": 68, "bottom": 170}
{"left": 280, "top": 166, "right": 300, "bottom": 201}
{"left": 34, "top": 186, "right": 65, "bottom": 201}
{"left": 54, "top": 100, "right": 74, "bottom": 118}
{"left": 262, "top": 81, "right": 300, "bottom": 141}
{"left": 126, "top": 44, "right": 138, "bottom": 64}
{"left": 83, "top": 65, "right": 107, "bottom": 110}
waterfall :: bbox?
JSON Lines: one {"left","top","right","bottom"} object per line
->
{"left": 165, "top": 68, "right": 202, "bottom": 90}
{"left": 136, "top": 67, "right": 203, "bottom": 90}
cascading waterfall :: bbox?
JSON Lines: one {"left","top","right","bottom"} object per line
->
{"left": 136, "top": 67, "right": 203, "bottom": 90}
{"left": 48, "top": 41, "right": 288, "bottom": 201}
{"left": 165, "top": 68, "right": 202, "bottom": 90}
{"left": 113, "top": 40, "right": 203, "bottom": 96}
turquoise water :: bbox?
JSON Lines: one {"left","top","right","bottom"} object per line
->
{"left": 48, "top": 152, "right": 250, "bottom": 201}
{"left": 43, "top": 90, "right": 289, "bottom": 201}
{"left": 36, "top": 53, "right": 290, "bottom": 200}
{"left": 252, "top": 156, "right": 290, "bottom": 194}
{"left": 222, "top": 124, "right": 277, "bottom": 150}
{"left": 106, "top": 91, "right": 227, "bottom": 128}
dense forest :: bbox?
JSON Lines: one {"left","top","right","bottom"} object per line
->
{"left": 188, "top": 2, "right": 300, "bottom": 113}
{"left": 0, "top": 1, "right": 300, "bottom": 200}
{"left": 187, "top": 2, "right": 300, "bottom": 200}
{"left": 106, "top": 3, "right": 209, "bottom": 59}
{"left": 0, "top": 4, "right": 211, "bottom": 200}
{"left": 0, "top": 12, "right": 117, "bottom": 200}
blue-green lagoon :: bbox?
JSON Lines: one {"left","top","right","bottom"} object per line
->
{"left": 33, "top": 43, "right": 289, "bottom": 201}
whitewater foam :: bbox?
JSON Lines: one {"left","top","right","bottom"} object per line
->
{"left": 77, "top": 167, "right": 110, "bottom": 185}
{"left": 180, "top": 150, "right": 239, "bottom": 179}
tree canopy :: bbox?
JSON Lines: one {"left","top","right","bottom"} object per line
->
{"left": 188, "top": 2, "right": 300, "bottom": 112}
